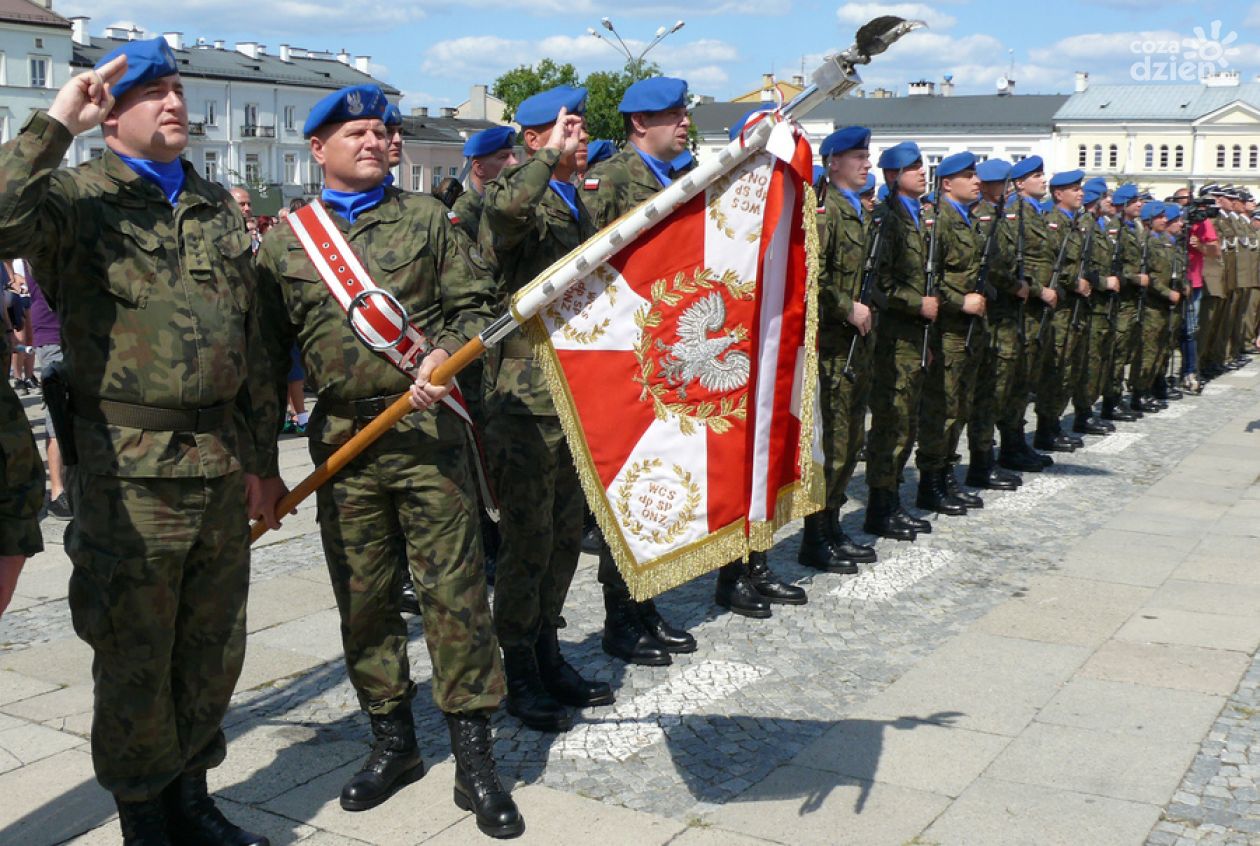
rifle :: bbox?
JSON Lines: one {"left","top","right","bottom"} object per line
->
{"left": 921, "top": 167, "right": 943, "bottom": 371}
{"left": 1037, "top": 213, "right": 1074, "bottom": 345}
{"left": 1015, "top": 196, "right": 1028, "bottom": 344}
{"left": 1054, "top": 212, "right": 1094, "bottom": 377}
{"left": 1167, "top": 226, "right": 1189, "bottom": 382}
{"left": 842, "top": 206, "right": 893, "bottom": 382}
{"left": 1133, "top": 225, "right": 1153, "bottom": 379}
{"left": 1098, "top": 217, "right": 1126, "bottom": 387}
{"left": 964, "top": 180, "right": 1009, "bottom": 355}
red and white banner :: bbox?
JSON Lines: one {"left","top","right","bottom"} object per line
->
{"left": 529, "top": 128, "right": 823, "bottom": 599}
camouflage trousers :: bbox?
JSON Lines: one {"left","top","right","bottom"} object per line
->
{"left": 1074, "top": 306, "right": 1112, "bottom": 416}
{"left": 1158, "top": 303, "right": 1183, "bottom": 385}
{"left": 310, "top": 419, "right": 504, "bottom": 716}
{"left": 968, "top": 312, "right": 1020, "bottom": 455}
{"left": 999, "top": 306, "right": 1044, "bottom": 431}
{"left": 1034, "top": 301, "right": 1085, "bottom": 423}
{"left": 917, "top": 323, "right": 982, "bottom": 472}
{"left": 1134, "top": 301, "right": 1171, "bottom": 394}
{"left": 866, "top": 320, "right": 924, "bottom": 491}
{"left": 484, "top": 412, "right": 583, "bottom": 651}
{"left": 65, "top": 469, "right": 247, "bottom": 802}
{"left": 818, "top": 329, "right": 873, "bottom": 510}
{"left": 1106, "top": 299, "right": 1140, "bottom": 401}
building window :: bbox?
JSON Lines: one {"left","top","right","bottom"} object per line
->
{"left": 1108, "top": 144, "right": 1118, "bottom": 168}
{"left": 431, "top": 171, "right": 442, "bottom": 192}
{"left": 1174, "top": 146, "right": 1184, "bottom": 169}
{"left": 204, "top": 151, "right": 218, "bottom": 183}
{"left": 283, "top": 106, "right": 295, "bottom": 131}
{"left": 1233, "top": 145, "right": 1243, "bottom": 168}
{"left": 1158, "top": 145, "right": 1169, "bottom": 169}
{"left": 283, "top": 153, "right": 298, "bottom": 184}
{"left": 1092, "top": 145, "right": 1102, "bottom": 168}
{"left": 307, "top": 159, "right": 321, "bottom": 189}
{"left": 28, "top": 56, "right": 48, "bottom": 88}
{"left": 1011, "top": 153, "right": 1027, "bottom": 163}
{"left": 244, "top": 153, "right": 261, "bottom": 183}
{"left": 0, "top": 53, "right": 7, "bottom": 86}
{"left": 1143, "top": 144, "right": 1154, "bottom": 169}
{"left": 244, "top": 103, "right": 259, "bottom": 130}
{"left": 1077, "top": 144, "right": 1087, "bottom": 167}
{"left": 411, "top": 165, "right": 423, "bottom": 192}
{"left": 89, "top": 147, "right": 104, "bottom": 159}
{"left": 1217, "top": 145, "right": 1227, "bottom": 168}
{"left": 206, "top": 100, "right": 218, "bottom": 126}
{"left": 449, "top": 167, "right": 459, "bottom": 178}
{"left": 1251, "top": 145, "right": 1259, "bottom": 169}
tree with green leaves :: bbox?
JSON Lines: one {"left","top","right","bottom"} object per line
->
{"left": 491, "top": 59, "right": 580, "bottom": 123}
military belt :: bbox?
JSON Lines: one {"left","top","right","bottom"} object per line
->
{"left": 321, "top": 392, "right": 408, "bottom": 423}
{"left": 73, "top": 396, "right": 232, "bottom": 433}
{"left": 500, "top": 337, "right": 535, "bottom": 359}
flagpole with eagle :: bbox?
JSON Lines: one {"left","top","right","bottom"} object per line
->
{"left": 249, "top": 16, "right": 926, "bottom": 556}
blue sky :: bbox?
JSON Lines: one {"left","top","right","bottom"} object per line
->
{"left": 64, "top": 0, "right": 1260, "bottom": 109}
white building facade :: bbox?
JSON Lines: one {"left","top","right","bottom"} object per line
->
{"left": 0, "top": 0, "right": 73, "bottom": 144}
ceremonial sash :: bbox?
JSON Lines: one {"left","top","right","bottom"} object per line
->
{"left": 287, "top": 200, "right": 498, "bottom": 518}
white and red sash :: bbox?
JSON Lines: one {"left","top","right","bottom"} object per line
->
{"left": 287, "top": 200, "right": 498, "bottom": 517}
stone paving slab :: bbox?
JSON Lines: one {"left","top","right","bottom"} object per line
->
{"left": 1078, "top": 641, "right": 1252, "bottom": 697}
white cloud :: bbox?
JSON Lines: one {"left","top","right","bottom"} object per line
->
{"left": 673, "top": 64, "right": 729, "bottom": 88}
{"left": 65, "top": 0, "right": 423, "bottom": 34}
{"left": 836, "top": 2, "right": 956, "bottom": 31}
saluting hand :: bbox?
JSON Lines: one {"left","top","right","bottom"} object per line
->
{"left": 48, "top": 55, "right": 128, "bottom": 136}
{"left": 544, "top": 107, "right": 585, "bottom": 158}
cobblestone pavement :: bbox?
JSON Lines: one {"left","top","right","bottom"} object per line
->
{"left": 3, "top": 367, "right": 1260, "bottom": 844}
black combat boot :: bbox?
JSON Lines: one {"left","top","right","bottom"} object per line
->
{"left": 502, "top": 647, "right": 573, "bottom": 732}
{"left": 339, "top": 707, "right": 425, "bottom": 811}
{"left": 1033, "top": 417, "right": 1076, "bottom": 452}
{"left": 999, "top": 427, "right": 1044, "bottom": 473}
{"left": 636, "top": 598, "right": 696, "bottom": 654}
{"left": 536, "top": 621, "right": 614, "bottom": 708}
{"left": 1133, "top": 392, "right": 1162, "bottom": 413}
{"left": 580, "top": 514, "right": 602, "bottom": 555}
{"left": 916, "top": 469, "right": 968, "bottom": 516}
{"left": 798, "top": 511, "right": 858, "bottom": 574}
{"left": 863, "top": 487, "right": 915, "bottom": 540}
{"left": 747, "top": 551, "right": 807, "bottom": 604}
{"left": 115, "top": 798, "right": 173, "bottom": 846}
{"left": 1072, "top": 412, "right": 1111, "bottom": 435}
{"left": 943, "top": 465, "right": 983, "bottom": 509}
{"left": 1100, "top": 397, "right": 1138, "bottom": 422}
{"left": 1017, "top": 422, "right": 1055, "bottom": 466}
{"left": 599, "top": 548, "right": 670, "bottom": 666}
{"left": 893, "top": 503, "right": 931, "bottom": 533}
{"left": 1055, "top": 423, "right": 1085, "bottom": 449}
{"left": 164, "top": 772, "right": 269, "bottom": 845}
{"left": 827, "top": 508, "right": 877, "bottom": 562}
{"left": 714, "top": 560, "right": 772, "bottom": 618}
{"left": 400, "top": 569, "right": 421, "bottom": 615}
{"left": 446, "top": 711, "right": 525, "bottom": 839}
{"left": 966, "top": 449, "right": 1019, "bottom": 490}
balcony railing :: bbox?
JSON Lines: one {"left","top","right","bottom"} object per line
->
{"left": 241, "top": 125, "right": 276, "bottom": 138}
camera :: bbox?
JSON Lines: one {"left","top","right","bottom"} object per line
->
{"left": 1187, "top": 197, "right": 1220, "bottom": 224}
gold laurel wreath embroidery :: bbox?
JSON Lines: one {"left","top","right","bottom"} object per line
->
{"left": 632, "top": 267, "right": 754, "bottom": 436}
{"left": 546, "top": 270, "right": 619, "bottom": 345}
{"left": 614, "top": 458, "right": 703, "bottom": 546}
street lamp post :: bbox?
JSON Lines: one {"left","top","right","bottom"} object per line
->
{"left": 587, "top": 18, "right": 685, "bottom": 78}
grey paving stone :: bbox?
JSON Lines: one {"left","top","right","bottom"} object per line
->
{"left": 970, "top": 574, "right": 1151, "bottom": 647}
{"left": 1115, "top": 608, "right": 1260, "bottom": 654}
{"left": 1147, "top": 580, "right": 1260, "bottom": 619}
{"left": 1036, "top": 678, "right": 1226, "bottom": 743}
{"left": 1079, "top": 641, "right": 1251, "bottom": 696}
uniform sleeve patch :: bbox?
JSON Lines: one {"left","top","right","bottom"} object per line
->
{"left": 979, "top": 215, "right": 992, "bottom": 222}
{"left": 1047, "top": 222, "right": 1059, "bottom": 230}
{"left": 446, "top": 210, "right": 462, "bottom": 225}
{"left": 583, "top": 178, "right": 600, "bottom": 190}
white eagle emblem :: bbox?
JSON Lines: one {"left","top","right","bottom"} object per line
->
{"left": 347, "top": 91, "right": 364, "bottom": 116}
{"left": 656, "top": 292, "right": 750, "bottom": 399}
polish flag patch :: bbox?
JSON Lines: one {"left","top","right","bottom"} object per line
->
{"left": 584, "top": 178, "right": 600, "bottom": 191}
{"left": 446, "top": 210, "right": 461, "bottom": 225}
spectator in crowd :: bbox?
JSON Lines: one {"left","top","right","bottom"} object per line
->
{"left": 5, "top": 260, "right": 34, "bottom": 393}
{"left": 1184, "top": 204, "right": 1221, "bottom": 393}
{"left": 25, "top": 265, "right": 70, "bottom": 518}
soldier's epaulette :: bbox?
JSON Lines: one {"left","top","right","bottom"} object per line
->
{"left": 446, "top": 210, "right": 461, "bottom": 226}
{"left": 583, "top": 178, "right": 600, "bottom": 191}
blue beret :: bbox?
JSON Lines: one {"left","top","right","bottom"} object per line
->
{"left": 1039, "top": 198, "right": 1055, "bottom": 213}
{"left": 1083, "top": 187, "right": 1103, "bottom": 205}
{"left": 937, "top": 151, "right": 977, "bottom": 178}
{"left": 1009, "top": 155, "right": 1044, "bottom": 181}
{"left": 1140, "top": 201, "right": 1166, "bottom": 222}
{"left": 924, "top": 191, "right": 937, "bottom": 204}
{"left": 876, "top": 184, "right": 890, "bottom": 203}
{"left": 1165, "top": 204, "right": 1182, "bottom": 222}
{"left": 96, "top": 36, "right": 178, "bottom": 101}
{"left": 729, "top": 105, "right": 773, "bottom": 141}
{"left": 812, "top": 164, "right": 825, "bottom": 184}
{"left": 463, "top": 125, "right": 516, "bottom": 158}
{"left": 861, "top": 172, "right": 877, "bottom": 194}
{"left": 976, "top": 159, "right": 1011, "bottom": 183}
{"left": 1112, "top": 184, "right": 1139, "bottom": 205}
{"left": 383, "top": 104, "right": 402, "bottom": 127}
{"left": 304, "top": 84, "right": 389, "bottom": 137}
{"left": 877, "top": 141, "right": 921, "bottom": 170}
{"left": 586, "top": 139, "right": 616, "bottom": 167}
{"left": 516, "top": 85, "right": 587, "bottom": 128}
{"left": 1083, "top": 177, "right": 1108, "bottom": 194}
{"left": 619, "top": 77, "right": 688, "bottom": 114}
{"left": 820, "top": 126, "right": 871, "bottom": 158}
{"left": 1049, "top": 169, "right": 1085, "bottom": 188}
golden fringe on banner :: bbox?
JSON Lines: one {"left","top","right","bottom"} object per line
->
{"left": 527, "top": 175, "right": 824, "bottom": 600}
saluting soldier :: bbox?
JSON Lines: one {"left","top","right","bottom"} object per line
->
{"left": 0, "top": 38, "right": 279, "bottom": 845}
{"left": 0, "top": 325, "right": 42, "bottom": 616}
{"left": 1101, "top": 184, "right": 1147, "bottom": 420}
{"left": 965, "top": 158, "right": 1026, "bottom": 489}
{"left": 862, "top": 141, "right": 935, "bottom": 540}
{"left": 254, "top": 85, "right": 523, "bottom": 838}
{"left": 914, "top": 151, "right": 988, "bottom": 515}
{"left": 805, "top": 125, "right": 879, "bottom": 573}
{"left": 451, "top": 125, "right": 518, "bottom": 242}
{"left": 477, "top": 86, "right": 615, "bottom": 733}
{"left": 1032, "top": 170, "right": 1090, "bottom": 452}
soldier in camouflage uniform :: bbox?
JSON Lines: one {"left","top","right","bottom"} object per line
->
{"left": 451, "top": 126, "right": 519, "bottom": 244}
{"left": 0, "top": 324, "right": 43, "bottom": 616}
{"left": 0, "top": 40, "right": 278, "bottom": 845}
{"left": 799, "top": 125, "right": 877, "bottom": 574}
{"left": 914, "top": 151, "right": 989, "bottom": 515}
{"left": 1032, "top": 170, "right": 1091, "bottom": 452}
{"left": 1131, "top": 203, "right": 1180, "bottom": 408}
{"left": 1107, "top": 186, "right": 1156, "bottom": 415}
{"left": 965, "top": 159, "right": 1026, "bottom": 490}
{"left": 862, "top": 141, "right": 935, "bottom": 540}
{"left": 1069, "top": 181, "right": 1120, "bottom": 436}
{"left": 254, "top": 85, "right": 522, "bottom": 838}
{"left": 477, "top": 86, "right": 614, "bottom": 733}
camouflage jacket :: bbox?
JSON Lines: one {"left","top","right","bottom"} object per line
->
{"left": 817, "top": 187, "right": 866, "bottom": 335}
{"left": 0, "top": 331, "right": 43, "bottom": 556}
{"left": 932, "top": 198, "right": 981, "bottom": 328}
{"left": 450, "top": 187, "right": 483, "bottom": 244}
{"left": 1118, "top": 221, "right": 1148, "bottom": 299}
{"left": 583, "top": 146, "right": 667, "bottom": 229}
{"left": 255, "top": 186, "right": 498, "bottom": 445}
{"left": 873, "top": 196, "right": 928, "bottom": 331}
{"left": 972, "top": 198, "right": 1020, "bottom": 312}
{"left": 478, "top": 148, "right": 596, "bottom": 416}
{"left": 1016, "top": 197, "right": 1054, "bottom": 296}
{"left": 0, "top": 111, "right": 278, "bottom": 479}
{"left": 1147, "top": 233, "right": 1176, "bottom": 301}
{"left": 1044, "top": 207, "right": 1086, "bottom": 308}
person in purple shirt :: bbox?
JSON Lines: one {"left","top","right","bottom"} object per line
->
{"left": 25, "top": 265, "right": 70, "bottom": 518}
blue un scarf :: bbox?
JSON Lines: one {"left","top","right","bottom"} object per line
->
{"left": 116, "top": 153, "right": 186, "bottom": 205}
